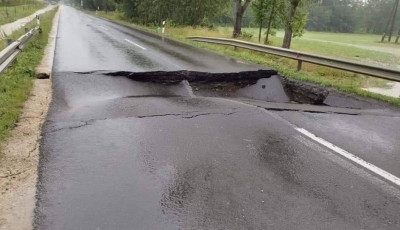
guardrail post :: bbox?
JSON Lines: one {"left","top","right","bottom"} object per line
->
{"left": 297, "top": 60, "right": 303, "bottom": 71}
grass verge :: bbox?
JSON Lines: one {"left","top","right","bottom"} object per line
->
{"left": 0, "top": 7, "right": 57, "bottom": 144}
{"left": 94, "top": 11, "right": 400, "bottom": 107}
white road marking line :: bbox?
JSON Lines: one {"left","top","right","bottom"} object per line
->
{"left": 99, "top": 25, "right": 109, "bottom": 31}
{"left": 124, "top": 38, "right": 146, "bottom": 50}
{"left": 124, "top": 38, "right": 181, "bottom": 68}
{"left": 296, "top": 127, "right": 400, "bottom": 187}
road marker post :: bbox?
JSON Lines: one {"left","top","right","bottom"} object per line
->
{"left": 162, "top": 21, "right": 165, "bottom": 34}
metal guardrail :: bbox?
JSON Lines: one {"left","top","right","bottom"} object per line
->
{"left": 0, "top": 26, "right": 40, "bottom": 75}
{"left": 187, "top": 36, "right": 400, "bottom": 82}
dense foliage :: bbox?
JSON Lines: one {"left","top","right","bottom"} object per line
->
{"left": 72, "top": 0, "right": 399, "bottom": 35}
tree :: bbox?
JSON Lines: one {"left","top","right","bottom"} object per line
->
{"left": 233, "top": 0, "right": 252, "bottom": 38}
{"left": 388, "top": 0, "right": 400, "bottom": 41}
{"left": 282, "top": 0, "right": 301, "bottom": 48}
{"left": 251, "top": 0, "right": 268, "bottom": 42}
{"left": 265, "top": 0, "right": 286, "bottom": 43}
{"left": 282, "top": 0, "right": 311, "bottom": 49}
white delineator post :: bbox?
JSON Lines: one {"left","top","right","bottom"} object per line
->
{"left": 162, "top": 20, "right": 165, "bottom": 34}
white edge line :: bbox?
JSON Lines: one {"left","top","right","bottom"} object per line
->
{"left": 99, "top": 25, "right": 109, "bottom": 31}
{"left": 220, "top": 100, "right": 400, "bottom": 188}
{"left": 124, "top": 38, "right": 146, "bottom": 50}
{"left": 296, "top": 127, "right": 400, "bottom": 187}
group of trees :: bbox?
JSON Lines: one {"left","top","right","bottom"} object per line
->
{"left": 246, "top": 0, "right": 311, "bottom": 48}
{"left": 72, "top": 0, "right": 400, "bottom": 48}
{"left": 71, "top": 0, "right": 231, "bottom": 26}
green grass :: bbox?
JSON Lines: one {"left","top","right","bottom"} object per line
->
{"left": 94, "top": 11, "right": 400, "bottom": 107}
{"left": 0, "top": 2, "right": 45, "bottom": 26}
{"left": 0, "top": 7, "right": 57, "bottom": 144}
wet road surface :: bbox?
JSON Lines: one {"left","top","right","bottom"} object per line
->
{"left": 34, "top": 6, "right": 400, "bottom": 229}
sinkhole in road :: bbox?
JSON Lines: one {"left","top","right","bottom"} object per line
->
{"left": 104, "top": 70, "right": 330, "bottom": 105}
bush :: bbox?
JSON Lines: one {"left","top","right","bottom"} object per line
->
{"left": 264, "top": 29, "right": 277, "bottom": 37}
{"left": 240, "top": 31, "right": 253, "bottom": 40}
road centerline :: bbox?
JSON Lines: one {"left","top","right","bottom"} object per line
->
{"left": 124, "top": 38, "right": 147, "bottom": 50}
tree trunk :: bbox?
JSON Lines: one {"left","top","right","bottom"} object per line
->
{"left": 233, "top": 0, "right": 251, "bottom": 38}
{"left": 233, "top": 0, "right": 243, "bottom": 38}
{"left": 105, "top": 0, "right": 108, "bottom": 14}
{"left": 282, "top": 0, "right": 300, "bottom": 49}
{"left": 388, "top": 0, "right": 399, "bottom": 42}
{"left": 381, "top": 6, "right": 395, "bottom": 42}
{"left": 265, "top": 0, "right": 276, "bottom": 44}
{"left": 396, "top": 28, "right": 400, "bottom": 44}
{"left": 258, "top": 0, "right": 264, "bottom": 43}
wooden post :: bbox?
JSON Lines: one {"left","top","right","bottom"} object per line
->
{"left": 297, "top": 60, "right": 303, "bottom": 71}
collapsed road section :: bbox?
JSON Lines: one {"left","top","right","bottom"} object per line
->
{"left": 104, "top": 70, "right": 330, "bottom": 105}
{"left": 104, "top": 70, "right": 397, "bottom": 109}
{"left": 35, "top": 69, "right": 400, "bottom": 230}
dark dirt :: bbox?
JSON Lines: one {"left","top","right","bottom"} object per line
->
{"left": 281, "top": 77, "right": 329, "bottom": 105}
{"left": 104, "top": 70, "right": 277, "bottom": 84}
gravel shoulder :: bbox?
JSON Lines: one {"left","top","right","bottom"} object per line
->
{"left": 0, "top": 79, "right": 52, "bottom": 230}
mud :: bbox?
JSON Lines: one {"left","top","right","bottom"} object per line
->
{"left": 281, "top": 77, "right": 329, "bottom": 105}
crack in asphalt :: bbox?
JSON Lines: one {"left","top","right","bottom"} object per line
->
{"left": 46, "top": 120, "right": 96, "bottom": 134}
{"left": 137, "top": 111, "right": 238, "bottom": 119}
{"left": 46, "top": 111, "right": 240, "bottom": 133}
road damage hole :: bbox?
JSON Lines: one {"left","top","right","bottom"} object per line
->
{"left": 103, "top": 70, "right": 330, "bottom": 105}
{"left": 105, "top": 70, "right": 276, "bottom": 85}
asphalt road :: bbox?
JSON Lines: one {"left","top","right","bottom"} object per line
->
{"left": 34, "top": 6, "right": 400, "bottom": 230}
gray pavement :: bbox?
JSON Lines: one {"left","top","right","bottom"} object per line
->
{"left": 34, "top": 6, "right": 400, "bottom": 230}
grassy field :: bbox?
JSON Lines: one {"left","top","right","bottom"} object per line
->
{"left": 95, "top": 11, "right": 400, "bottom": 106}
{"left": 0, "top": 2, "right": 45, "bottom": 26}
{"left": 0, "top": 8, "right": 57, "bottom": 144}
